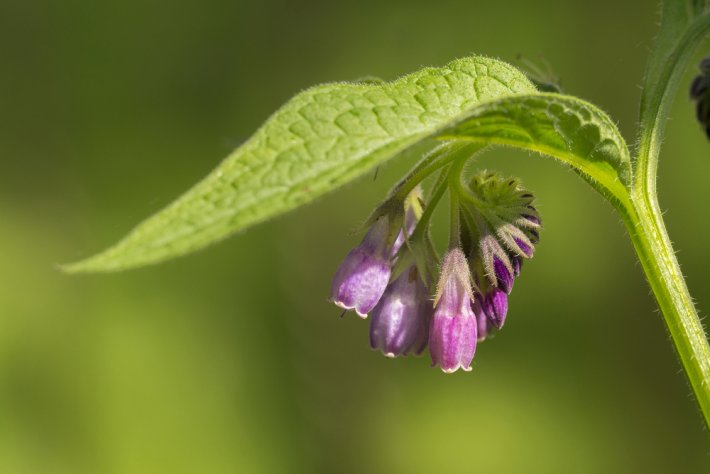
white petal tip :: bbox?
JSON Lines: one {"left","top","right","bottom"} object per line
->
{"left": 440, "top": 364, "right": 472, "bottom": 374}
{"left": 333, "top": 300, "right": 369, "bottom": 318}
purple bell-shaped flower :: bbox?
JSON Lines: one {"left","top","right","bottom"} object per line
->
{"left": 429, "top": 249, "right": 478, "bottom": 373}
{"left": 331, "top": 216, "right": 393, "bottom": 317}
{"left": 369, "top": 265, "right": 431, "bottom": 357}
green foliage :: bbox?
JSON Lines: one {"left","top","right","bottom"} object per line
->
{"left": 65, "top": 53, "right": 638, "bottom": 273}
{"left": 64, "top": 56, "right": 536, "bottom": 272}
{"left": 438, "top": 93, "right": 632, "bottom": 203}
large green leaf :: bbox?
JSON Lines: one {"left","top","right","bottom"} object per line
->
{"left": 65, "top": 56, "right": 536, "bottom": 273}
{"left": 437, "top": 93, "right": 632, "bottom": 204}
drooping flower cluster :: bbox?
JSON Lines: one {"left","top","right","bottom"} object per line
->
{"left": 330, "top": 169, "right": 541, "bottom": 373}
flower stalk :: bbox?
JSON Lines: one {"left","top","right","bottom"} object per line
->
{"left": 619, "top": 189, "right": 710, "bottom": 428}
{"left": 626, "top": 7, "right": 710, "bottom": 428}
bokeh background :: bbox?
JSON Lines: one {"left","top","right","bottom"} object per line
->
{"left": 2, "top": 0, "right": 710, "bottom": 472}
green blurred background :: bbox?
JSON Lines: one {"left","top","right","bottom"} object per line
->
{"left": 2, "top": 0, "right": 710, "bottom": 472}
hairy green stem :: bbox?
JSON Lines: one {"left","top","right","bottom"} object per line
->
{"left": 405, "top": 167, "right": 451, "bottom": 287}
{"left": 408, "top": 143, "right": 484, "bottom": 242}
{"left": 410, "top": 168, "right": 449, "bottom": 244}
{"left": 619, "top": 190, "right": 710, "bottom": 428}
{"left": 393, "top": 142, "right": 474, "bottom": 201}
{"left": 636, "top": 12, "right": 710, "bottom": 194}
{"left": 447, "top": 162, "right": 465, "bottom": 249}
{"left": 626, "top": 7, "right": 710, "bottom": 427}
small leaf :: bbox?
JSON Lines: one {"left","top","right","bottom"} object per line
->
{"left": 438, "top": 93, "right": 632, "bottom": 203}
{"left": 65, "top": 56, "right": 535, "bottom": 272}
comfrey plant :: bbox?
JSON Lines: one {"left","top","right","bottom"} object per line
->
{"left": 65, "top": 0, "right": 710, "bottom": 427}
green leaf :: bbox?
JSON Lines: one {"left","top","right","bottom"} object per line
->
{"left": 64, "top": 56, "right": 536, "bottom": 273}
{"left": 438, "top": 93, "right": 632, "bottom": 204}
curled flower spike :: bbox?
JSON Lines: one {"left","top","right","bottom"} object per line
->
{"left": 429, "top": 248, "right": 477, "bottom": 373}
{"left": 369, "top": 265, "right": 431, "bottom": 357}
{"left": 469, "top": 173, "right": 541, "bottom": 287}
{"left": 457, "top": 171, "right": 542, "bottom": 341}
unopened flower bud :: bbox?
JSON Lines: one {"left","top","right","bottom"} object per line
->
{"left": 483, "top": 287, "right": 508, "bottom": 329}
{"left": 514, "top": 237, "right": 533, "bottom": 258}
{"left": 511, "top": 255, "right": 522, "bottom": 277}
{"left": 473, "top": 296, "right": 491, "bottom": 342}
{"left": 429, "top": 249, "right": 477, "bottom": 373}
{"left": 493, "top": 256, "right": 514, "bottom": 294}
{"left": 369, "top": 265, "right": 431, "bottom": 357}
{"left": 522, "top": 213, "right": 540, "bottom": 225}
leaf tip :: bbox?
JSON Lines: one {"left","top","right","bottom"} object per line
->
{"left": 58, "top": 249, "right": 130, "bottom": 275}
{"left": 57, "top": 257, "right": 104, "bottom": 275}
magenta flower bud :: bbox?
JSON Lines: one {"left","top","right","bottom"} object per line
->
{"left": 483, "top": 287, "right": 508, "bottom": 329}
{"left": 473, "top": 297, "right": 491, "bottom": 342}
{"left": 511, "top": 255, "right": 522, "bottom": 276}
{"left": 514, "top": 237, "right": 533, "bottom": 258}
{"left": 522, "top": 214, "right": 540, "bottom": 225}
{"left": 493, "top": 256, "right": 514, "bottom": 294}
{"left": 369, "top": 265, "right": 431, "bottom": 357}
{"left": 331, "top": 216, "right": 392, "bottom": 317}
{"left": 429, "top": 249, "right": 477, "bottom": 373}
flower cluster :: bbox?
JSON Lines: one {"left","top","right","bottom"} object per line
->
{"left": 462, "top": 172, "right": 540, "bottom": 342}
{"left": 330, "top": 169, "right": 541, "bottom": 373}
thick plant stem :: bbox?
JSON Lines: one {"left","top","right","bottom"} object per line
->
{"left": 620, "top": 190, "right": 710, "bottom": 428}
{"left": 626, "top": 5, "right": 710, "bottom": 429}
